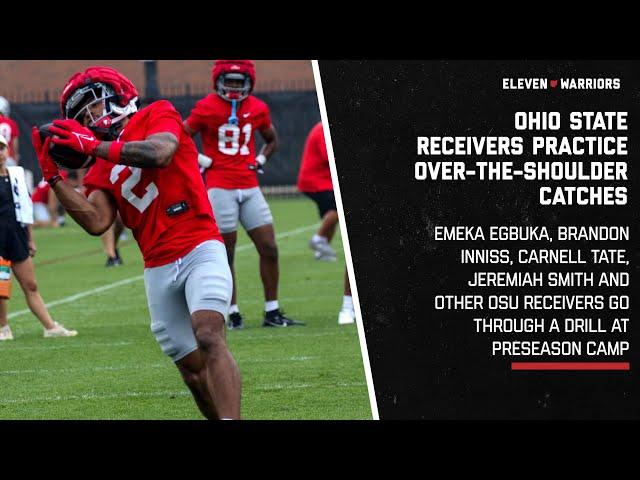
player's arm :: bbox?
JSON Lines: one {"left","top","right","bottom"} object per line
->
{"left": 52, "top": 182, "right": 117, "bottom": 236}
{"left": 247, "top": 125, "right": 277, "bottom": 173}
{"left": 183, "top": 120, "right": 197, "bottom": 138}
{"left": 93, "top": 132, "right": 179, "bottom": 168}
{"left": 46, "top": 188, "right": 59, "bottom": 227}
{"left": 182, "top": 119, "right": 213, "bottom": 169}
{"left": 48, "top": 120, "right": 179, "bottom": 169}
{"left": 257, "top": 125, "right": 278, "bottom": 166}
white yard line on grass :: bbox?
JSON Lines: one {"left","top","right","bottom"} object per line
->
{"left": 0, "top": 331, "right": 358, "bottom": 352}
{"left": 1, "top": 341, "right": 136, "bottom": 351}
{"left": 0, "top": 353, "right": 362, "bottom": 375}
{"left": 8, "top": 277, "right": 143, "bottom": 320}
{"left": 0, "top": 382, "right": 368, "bottom": 405}
{"left": 8, "top": 224, "right": 318, "bottom": 320}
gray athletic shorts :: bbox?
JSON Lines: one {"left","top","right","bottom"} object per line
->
{"left": 143, "top": 240, "right": 232, "bottom": 362}
{"left": 208, "top": 187, "right": 273, "bottom": 234}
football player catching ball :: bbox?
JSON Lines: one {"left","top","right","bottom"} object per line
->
{"left": 31, "top": 66, "right": 241, "bottom": 420}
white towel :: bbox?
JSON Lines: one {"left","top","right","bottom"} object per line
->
{"left": 7, "top": 166, "right": 34, "bottom": 225}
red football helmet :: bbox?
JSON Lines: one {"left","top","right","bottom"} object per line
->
{"left": 212, "top": 60, "right": 256, "bottom": 102}
{"left": 60, "top": 66, "right": 140, "bottom": 139}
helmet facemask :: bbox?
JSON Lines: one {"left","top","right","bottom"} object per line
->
{"left": 216, "top": 73, "right": 252, "bottom": 102}
{"left": 64, "top": 82, "right": 138, "bottom": 139}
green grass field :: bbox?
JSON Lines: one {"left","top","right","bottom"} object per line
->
{"left": 0, "top": 198, "right": 371, "bottom": 420}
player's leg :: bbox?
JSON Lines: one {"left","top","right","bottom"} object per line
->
{"left": 222, "top": 231, "right": 238, "bottom": 307}
{"left": 241, "top": 188, "right": 304, "bottom": 327}
{"left": 316, "top": 190, "right": 339, "bottom": 242}
{"left": 144, "top": 261, "right": 218, "bottom": 419}
{"left": 11, "top": 257, "right": 77, "bottom": 336}
{"left": 318, "top": 210, "right": 339, "bottom": 242}
{"left": 208, "top": 188, "right": 242, "bottom": 328}
{"left": 247, "top": 223, "right": 278, "bottom": 299}
{"left": 184, "top": 240, "right": 241, "bottom": 419}
{"left": 241, "top": 187, "right": 277, "bottom": 300}
{"left": 112, "top": 215, "right": 125, "bottom": 264}
{"left": 339, "top": 267, "right": 355, "bottom": 325}
{"left": 101, "top": 224, "right": 119, "bottom": 267}
{"left": 175, "top": 349, "right": 219, "bottom": 419}
{"left": 306, "top": 191, "right": 338, "bottom": 261}
{"left": 190, "top": 309, "right": 241, "bottom": 419}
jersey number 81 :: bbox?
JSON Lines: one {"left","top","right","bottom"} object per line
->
{"left": 218, "top": 123, "right": 252, "bottom": 156}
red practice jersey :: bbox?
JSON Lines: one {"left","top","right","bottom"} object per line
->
{"left": 0, "top": 115, "right": 19, "bottom": 159}
{"left": 84, "top": 100, "right": 222, "bottom": 268}
{"left": 297, "top": 122, "right": 333, "bottom": 192}
{"left": 186, "top": 94, "right": 271, "bottom": 189}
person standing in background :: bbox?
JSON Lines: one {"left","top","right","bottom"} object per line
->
{"left": 297, "top": 121, "right": 355, "bottom": 325}
{"left": 0, "top": 134, "right": 78, "bottom": 340}
{"left": 185, "top": 60, "right": 304, "bottom": 329}
{"left": 297, "top": 121, "right": 338, "bottom": 261}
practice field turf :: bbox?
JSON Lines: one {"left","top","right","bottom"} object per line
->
{"left": 0, "top": 198, "right": 371, "bottom": 420}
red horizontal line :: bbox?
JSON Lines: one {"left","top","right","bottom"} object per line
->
{"left": 511, "top": 362, "right": 630, "bottom": 371}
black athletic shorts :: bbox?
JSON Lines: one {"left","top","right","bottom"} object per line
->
{"left": 0, "top": 223, "right": 30, "bottom": 263}
{"left": 303, "top": 190, "right": 337, "bottom": 219}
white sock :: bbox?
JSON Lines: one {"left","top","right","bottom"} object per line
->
{"left": 229, "top": 304, "right": 240, "bottom": 314}
{"left": 312, "top": 234, "right": 327, "bottom": 244}
{"left": 265, "top": 300, "right": 279, "bottom": 312}
{"left": 0, "top": 325, "right": 10, "bottom": 333}
{"left": 342, "top": 295, "right": 354, "bottom": 311}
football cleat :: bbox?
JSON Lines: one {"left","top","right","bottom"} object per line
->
{"left": 262, "top": 309, "right": 305, "bottom": 327}
{"left": 338, "top": 309, "right": 356, "bottom": 325}
{"left": 105, "top": 255, "right": 122, "bottom": 267}
{"left": 44, "top": 322, "right": 78, "bottom": 338}
{"left": 314, "top": 251, "right": 337, "bottom": 262}
{"left": 227, "top": 312, "right": 244, "bottom": 330}
{"left": 309, "top": 237, "right": 336, "bottom": 261}
{"left": 0, "top": 325, "right": 14, "bottom": 341}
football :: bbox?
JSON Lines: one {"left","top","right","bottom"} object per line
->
{"left": 38, "top": 123, "right": 96, "bottom": 169}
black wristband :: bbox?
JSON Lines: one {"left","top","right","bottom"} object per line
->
{"left": 47, "top": 175, "right": 63, "bottom": 188}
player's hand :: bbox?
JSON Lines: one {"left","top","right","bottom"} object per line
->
{"left": 31, "top": 126, "right": 59, "bottom": 182}
{"left": 49, "top": 119, "right": 101, "bottom": 156}
{"left": 248, "top": 163, "right": 264, "bottom": 174}
{"left": 249, "top": 154, "right": 267, "bottom": 174}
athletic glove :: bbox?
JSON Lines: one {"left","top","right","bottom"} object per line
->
{"left": 31, "top": 126, "right": 59, "bottom": 182}
{"left": 198, "top": 153, "right": 213, "bottom": 168}
{"left": 248, "top": 154, "right": 267, "bottom": 174}
{"left": 48, "top": 119, "right": 101, "bottom": 157}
